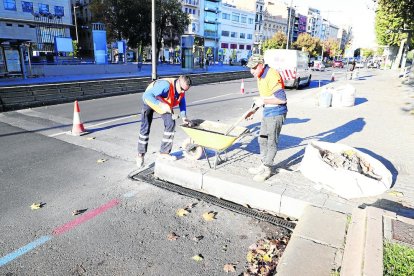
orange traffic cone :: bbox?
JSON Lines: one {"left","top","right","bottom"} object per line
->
{"left": 71, "top": 100, "right": 86, "bottom": 136}
{"left": 331, "top": 72, "right": 335, "bottom": 82}
{"left": 240, "top": 79, "right": 245, "bottom": 94}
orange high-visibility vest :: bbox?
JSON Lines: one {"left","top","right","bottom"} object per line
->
{"left": 147, "top": 78, "right": 185, "bottom": 108}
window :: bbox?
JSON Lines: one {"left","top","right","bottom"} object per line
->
{"left": 232, "top": 14, "right": 239, "bottom": 22}
{"left": 221, "top": 43, "right": 228, "bottom": 49}
{"left": 6, "top": 23, "right": 12, "bottom": 26}
{"left": 248, "top": 18, "right": 254, "bottom": 24}
{"left": 3, "top": 0, "right": 16, "bottom": 10}
{"left": 241, "top": 16, "right": 247, "bottom": 23}
{"left": 247, "top": 34, "right": 253, "bottom": 39}
{"left": 21, "top": 1, "right": 33, "bottom": 12}
{"left": 239, "top": 44, "right": 244, "bottom": 50}
{"left": 230, "top": 44, "right": 237, "bottom": 49}
{"left": 240, "top": 33, "right": 245, "bottom": 39}
{"left": 230, "top": 32, "right": 236, "bottom": 38}
{"left": 18, "top": 24, "right": 24, "bottom": 27}
{"left": 55, "top": 6, "right": 64, "bottom": 16}
{"left": 38, "top": 3, "right": 49, "bottom": 14}
{"left": 246, "top": 45, "right": 252, "bottom": 50}
{"left": 192, "top": 23, "right": 196, "bottom": 32}
{"left": 222, "top": 13, "right": 230, "bottom": 20}
{"left": 221, "top": 30, "right": 229, "bottom": 36}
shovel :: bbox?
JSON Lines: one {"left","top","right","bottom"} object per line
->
{"left": 224, "top": 102, "right": 260, "bottom": 136}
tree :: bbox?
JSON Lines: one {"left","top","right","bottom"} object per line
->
{"left": 293, "top": 33, "right": 320, "bottom": 57}
{"left": 375, "top": 0, "right": 414, "bottom": 47}
{"left": 322, "top": 38, "right": 342, "bottom": 58}
{"left": 90, "top": 0, "right": 126, "bottom": 41}
{"left": 361, "top": 48, "right": 375, "bottom": 58}
{"left": 155, "top": 0, "right": 190, "bottom": 59}
{"left": 262, "top": 32, "right": 287, "bottom": 51}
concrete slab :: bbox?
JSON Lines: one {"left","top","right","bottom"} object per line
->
{"left": 276, "top": 236, "right": 339, "bottom": 276}
{"left": 154, "top": 158, "right": 204, "bottom": 190}
{"left": 293, "top": 206, "right": 347, "bottom": 248}
{"left": 363, "top": 207, "right": 384, "bottom": 276}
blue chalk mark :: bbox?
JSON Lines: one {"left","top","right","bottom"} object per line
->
{"left": 0, "top": 235, "right": 51, "bottom": 267}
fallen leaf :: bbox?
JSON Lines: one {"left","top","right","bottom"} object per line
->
{"left": 388, "top": 191, "right": 404, "bottom": 197}
{"left": 192, "top": 235, "right": 204, "bottom": 242}
{"left": 167, "top": 232, "right": 179, "bottom": 241}
{"left": 96, "top": 159, "right": 107, "bottom": 163}
{"left": 263, "top": 254, "right": 272, "bottom": 262}
{"left": 176, "top": 208, "right": 189, "bottom": 217}
{"left": 223, "top": 263, "right": 236, "bottom": 273}
{"left": 191, "top": 254, "right": 203, "bottom": 261}
{"left": 202, "top": 211, "right": 216, "bottom": 221}
{"left": 86, "top": 137, "right": 96, "bottom": 140}
{"left": 30, "top": 203, "right": 42, "bottom": 210}
{"left": 186, "top": 202, "right": 198, "bottom": 209}
{"left": 72, "top": 209, "right": 87, "bottom": 216}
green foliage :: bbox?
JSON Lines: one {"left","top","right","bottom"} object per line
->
{"left": 361, "top": 48, "right": 375, "bottom": 58}
{"left": 293, "top": 33, "right": 320, "bottom": 57}
{"left": 375, "top": 0, "right": 414, "bottom": 47}
{"left": 383, "top": 241, "right": 414, "bottom": 276}
{"left": 90, "top": 0, "right": 189, "bottom": 55}
{"left": 262, "top": 32, "right": 287, "bottom": 51}
{"left": 70, "top": 40, "right": 79, "bottom": 57}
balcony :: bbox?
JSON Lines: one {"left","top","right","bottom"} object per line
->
{"left": 181, "top": 0, "right": 199, "bottom": 7}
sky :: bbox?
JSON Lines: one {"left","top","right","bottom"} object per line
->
{"left": 289, "top": 0, "right": 378, "bottom": 49}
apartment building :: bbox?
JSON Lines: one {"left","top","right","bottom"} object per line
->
{"left": 306, "top": 7, "right": 322, "bottom": 39}
{"left": 262, "top": 12, "right": 286, "bottom": 41}
{"left": 293, "top": 13, "right": 307, "bottom": 42}
{"left": 0, "top": 0, "right": 72, "bottom": 74}
{"left": 219, "top": 2, "right": 255, "bottom": 62}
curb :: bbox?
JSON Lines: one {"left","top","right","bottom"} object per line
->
{"left": 153, "top": 158, "right": 309, "bottom": 219}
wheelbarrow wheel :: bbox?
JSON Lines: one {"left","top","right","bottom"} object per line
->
{"left": 182, "top": 138, "right": 203, "bottom": 160}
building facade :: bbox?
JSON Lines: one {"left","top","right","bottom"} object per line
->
{"left": 0, "top": 0, "right": 72, "bottom": 75}
{"left": 262, "top": 11, "right": 286, "bottom": 41}
{"left": 219, "top": 2, "right": 254, "bottom": 62}
{"left": 306, "top": 7, "right": 322, "bottom": 39}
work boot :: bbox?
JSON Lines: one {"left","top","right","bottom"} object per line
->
{"left": 253, "top": 166, "right": 271, "bottom": 182}
{"left": 159, "top": 153, "right": 177, "bottom": 161}
{"left": 136, "top": 154, "right": 144, "bottom": 168}
{"left": 248, "top": 164, "right": 265, "bottom": 175}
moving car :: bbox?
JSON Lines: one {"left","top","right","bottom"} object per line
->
{"left": 333, "top": 60, "right": 344, "bottom": 68}
{"left": 264, "top": 49, "right": 312, "bottom": 89}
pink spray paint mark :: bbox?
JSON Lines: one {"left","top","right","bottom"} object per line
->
{"left": 52, "top": 199, "right": 120, "bottom": 236}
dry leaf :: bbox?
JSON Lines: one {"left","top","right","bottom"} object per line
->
{"left": 176, "top": 208, "right": 189, "bottom": 217}
{"left": 191, "top": 254, "right": 203, "bottom": 261}
{"left": 223, "top": 263, "right": 236, "bottom": 273}
{"left": 186, "top": 202, "right": 198, "bottom": 209}
{"left": 86, "top": 137, "right": 96, "bottom": 140}
{"left": 30, "top": 203, "right": 42, "bottom": 210}
{"left": 192, "top": 235, "right": 204, "bottom": 242}
{"left": 167, "top": 232, "right": 179, "bottom": 241}
{"left": 202, "top": 211, "right": 216, "bottom": 221}
{"left": 96, "top": 159, "right": 107, "bottom": 163}
{"left": 388, "top": 190, "right": 404, "bottom": 197}
{"left": 263, "top": 254, "right": 272, "bottom": 262}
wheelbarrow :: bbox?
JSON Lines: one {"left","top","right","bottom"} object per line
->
{"left": 180, "top": 120, "right": 249, "bottom": 169}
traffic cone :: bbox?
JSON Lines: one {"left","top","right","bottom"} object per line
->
{"left": 240, "top": 79, "right": 245, "bottom": 94}
{"left": 71, "top": 100, "right": 86, "bottom": 136}
{"left": 331, "top": 72, "right": 335, "bottom": 82}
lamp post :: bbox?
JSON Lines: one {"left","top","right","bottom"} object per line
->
{"left": 73, "top": 5, "right": 79, "bottom": 44}
{"left": 286, "top": 0, "right": 293, "bottom": 49}
{"left": 151, "top": 0, "right": 157, "bottom": 80}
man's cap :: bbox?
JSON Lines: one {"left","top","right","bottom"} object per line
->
{"left": 246, "top": 54, "right": 264, "bottom": 68}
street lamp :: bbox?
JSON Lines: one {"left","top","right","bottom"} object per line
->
{"left": 286, "top": 0, "right": 293, "bottom": 49}
{"left": 73, "top": 5, "right": 79, "bottom": 44}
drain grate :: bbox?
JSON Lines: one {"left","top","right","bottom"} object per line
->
{"left": 392, "top": 220, "right": 414, "bottom": 246}
{"left": 129, "top": 167, "right": 296, "bottom": 231}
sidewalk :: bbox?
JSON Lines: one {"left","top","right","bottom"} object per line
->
{"left": 0, "top": 63, "right": 246, "bottom": 87}
{"left": 147, "top": 69, "right": 414, "bottom": 274}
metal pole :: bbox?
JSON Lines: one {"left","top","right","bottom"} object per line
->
{"left": 151, "top": 0, "right": 157, "bottom": 80}
{"left": 73, "top": 5, "right": 79, "bottom": 44}
{"left": 286, "top": 0, "right": 293, "bottom": 49}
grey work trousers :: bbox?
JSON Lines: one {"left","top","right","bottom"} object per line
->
{"left": 259, "top": 113, "right": 286, "bottom": 167}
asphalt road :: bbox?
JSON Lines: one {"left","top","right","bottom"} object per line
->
{"left": 0, "top": 68, "right": 338, "bottom": 274}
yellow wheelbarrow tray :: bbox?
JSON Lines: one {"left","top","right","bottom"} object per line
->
{"left": 180, "top": 120, "right": 249, "bottom": 169}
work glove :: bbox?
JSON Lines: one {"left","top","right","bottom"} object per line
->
{"left": 253, "top": 97, "right": 264, "bottom": 107}
{"left": 159, "top": 102, "right": 171, "bottom": 113}
{"left": 182, "top": 117, "right": 194, "bottom": 127}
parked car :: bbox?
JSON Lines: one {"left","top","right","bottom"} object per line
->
{"left": 311, "top": 60, "right": 325, "bottom": 71}
{"left": 355, "top": 61, "right": 365, "bottom": 68}
{"left": 332, "top": 60, "right": 344, "bottom": 68}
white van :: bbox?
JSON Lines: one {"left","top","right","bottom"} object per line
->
{"left": 264, "top": 49, "right": 312, "bottom": 89}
